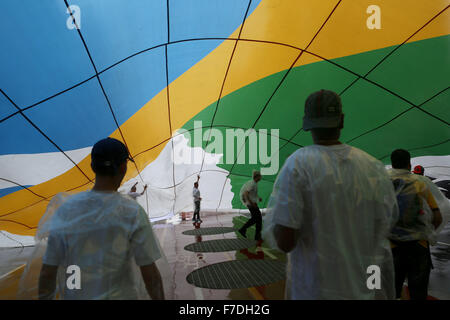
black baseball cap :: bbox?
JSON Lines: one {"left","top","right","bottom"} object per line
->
{"left": 303, "top": 89, "right": 343, "bottom": 131}
{"left": 91, "top": 138, "right": 134, "bottom": 167}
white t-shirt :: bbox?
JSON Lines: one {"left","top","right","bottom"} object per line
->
{"left": 43, "top": 190, "right": 161, "bottom": 299}
{"left": 240, "top": 180, "right": 259, "bottom": 206}
{"left": 263, "top": 144, "right": 398, "bottom": 300}
{"left": 193, "top": 187, "right": 201, "bottom": 202}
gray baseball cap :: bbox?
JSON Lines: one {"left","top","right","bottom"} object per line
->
{"left": 302, "top": 89, "right": 343, "bottom": 131}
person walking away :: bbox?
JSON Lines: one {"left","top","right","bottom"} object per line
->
{"left": 388, "top": 149, "right": 443, "bottom": 300}
{"left": 263, "top": 89, "right": 399, "bottom": 299}
{"left": 38, "top": 138, "right": 165, "bottom": 300}
{"left": 239, "top": 170, "right": 263, "bottom": 241}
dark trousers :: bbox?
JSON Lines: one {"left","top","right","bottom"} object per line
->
{"left": 193, "top": 201, "right": 201, "bottom": 221}
{"left": 391, "top": 241, "right": 432, "bottom": 300}
{"left": 240, "top": 205, "right": 262, "bottom": 241}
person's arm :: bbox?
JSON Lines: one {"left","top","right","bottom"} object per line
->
{"left": 273, "top": 225, "right": 299, "bottom": 253}
{"left": 140, "top": 263, "right": 164, "bottom": 300}
{"left": 262, "top": 156, "right": 304, "bottom": 252}
{"left": 132, "top": 207, "right": 165, "bottom": 299}
{"left": 432, "top": 208, "right": 443, "bottom": 230}
{"left": 423, "top": 186, "right": 443, "bottom": 229}
{"left": 38, "top": 264, "right": 58, "bottom": 300}
{"left": 243, "top": 191, "right": 256, "bottom": 207}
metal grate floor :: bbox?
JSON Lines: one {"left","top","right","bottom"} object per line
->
{"left": 186, "top": 259, "right": 286, "bottom": 289}
{"left": 184, "top": 238, "right": 257, "bottom": 253}
{"left": 182, "top": 227, "right": 236, "bottom": 236}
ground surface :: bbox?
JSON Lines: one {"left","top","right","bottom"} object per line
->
{"left": 0, "top": 211, "right": 448, "bottom": 300}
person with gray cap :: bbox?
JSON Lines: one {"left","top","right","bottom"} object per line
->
{"left": 263, "top": 89, "right": 399, "bottom": 299}
{"left": 38, "top": 137, "right": 165, "bottom": 300}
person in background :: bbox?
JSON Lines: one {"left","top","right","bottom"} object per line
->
{"left": 413, "top": 165, "right": 425, "bottom": 176}
{"left": 388, "top": 149, "right": 442, "bottom": 300}
{"left": 128, "top": 182, "right": 148, "bottom": 201}
{"left": 192, "top": 175, "right": 202, "bottom": 223}
{"left": 263, "top": 89, "right": 398, "bottom": 299}
{"left": 38, "top": 138, "right": 165, "bottom": 300}
{"left": 239, "top": 170, "right": 263, "bottom": 241}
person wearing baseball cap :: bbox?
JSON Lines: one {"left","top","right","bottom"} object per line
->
{"left": 38, "top": 138, "right": 166, "bottom": 300}
{"left": 90, "top": 137, "right": 134, "bottom": 179}
{"left": 263, "top": 89, "right": 399, "bottom": 299}
{"left": 413, "top": 165, "right": 425, "bottom": 176}
{"left": 387, "top": 149, "right": 443, "bottom": 300}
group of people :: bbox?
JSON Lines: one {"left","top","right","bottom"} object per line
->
{"left": 36, "top": 89, "right": 448, "bottom": 300}
{"left": 262, "top": 89, "right": 446, "bottom": 300}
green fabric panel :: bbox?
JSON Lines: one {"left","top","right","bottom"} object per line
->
{"left": 182, "top": 36, "right": 449, "bottom": 208}
{"left": 367, "top": 35, "right": 450, "bottom": 105}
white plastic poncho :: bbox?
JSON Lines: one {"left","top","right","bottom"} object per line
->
{"left": 262, "top": 144, "right": 398, "bottom": 300}
{"left": 387, "top": 169, "right": 449, "bottom": 245}
{"left": 17, "top": 190, "right": 172, "bottom": 300}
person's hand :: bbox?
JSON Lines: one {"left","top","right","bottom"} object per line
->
{"left": 199, "top": 197, "right": 202, "bottom": 201}
{"left": 144, "top": 185, "right": 148, "bottom": 189}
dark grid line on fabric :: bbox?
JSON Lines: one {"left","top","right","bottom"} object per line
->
{"left": 215, "top": 0, "right": 344, "bottom": 210}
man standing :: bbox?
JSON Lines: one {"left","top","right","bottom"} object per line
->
{"left": 38, "top": 138, "right": 165, "bottom": 300}
{"left": 128, "top": 182, "right": 148, "bottom": 200}
{"left": 388, "top": 149, "right": 443, "bottom": 300}
{"left": 263, "top": 89, "right": 398, "bottom": 299}
{"left": 239, "top": 170, "right": 263, "bottom": 241}
{"left": 192, "top": 175, "right": 202, "bottom": 223}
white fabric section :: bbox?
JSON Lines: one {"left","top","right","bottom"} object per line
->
{"left": 18, "top": 192, "right": 170, "bottom": 300}
{"left": 0, "top": 231, "right": 35, "bottom": 248}
{"left": 119, "top": 133, "right": 233, "bottom": 218}
{"left": 0, "top": 147, "right": 92, "bottom": 189}
{"left": 411, "top": 155, "right": 450, "bottom": 180}
{"left": 384, "top": 155, "right": 450, "bottom": 182}
{"left": 263, "top": 144, "right": 398, "bottom": 300}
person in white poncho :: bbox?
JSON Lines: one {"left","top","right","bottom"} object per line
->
{"left": 37, "top": 138, "right": 165, "bottom": 300}
{"left": 263, "top": 89, "right": 399, "bottom": 300}
{"left": 387, "top": 149, "right": 444, "bottom": 300}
